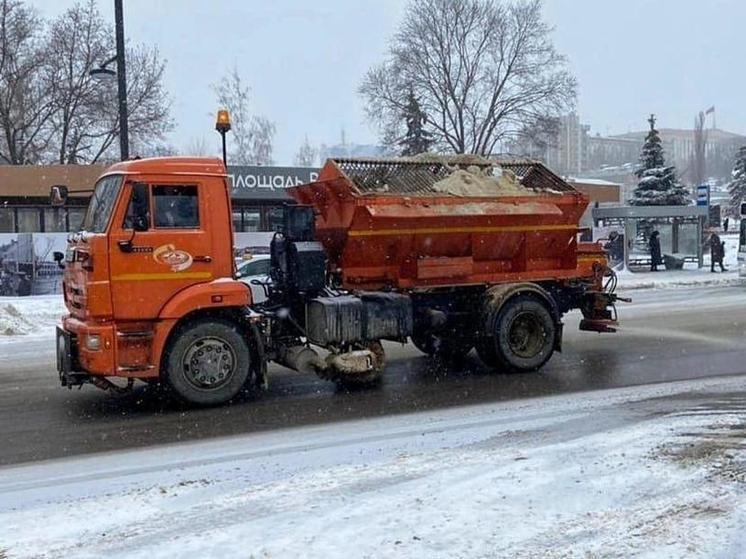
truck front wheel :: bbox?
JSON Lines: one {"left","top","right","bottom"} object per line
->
{"left": 477, "top": 294, "right": 556, "bottom": 373}
{"left": 164, "top": 319, "right": 250, "bottom": 406}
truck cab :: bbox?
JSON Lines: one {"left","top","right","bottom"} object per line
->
{"left": 57, "top": 157, "right": 253, "bottom": 404}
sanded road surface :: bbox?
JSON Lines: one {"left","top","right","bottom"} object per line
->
{"left": 0, "top": 285, "right": 744, "bottom": 466}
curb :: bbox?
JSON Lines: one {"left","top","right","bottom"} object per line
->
{"left": 617, "top": 277, "right": 746, "bottom": 291}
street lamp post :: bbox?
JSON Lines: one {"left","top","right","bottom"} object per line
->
{"left": 215, "top": 110, "right": 231, "bottom": 166}
{"left": 89, "top": 0, "right": 129, "bottom": 160}
{"left": 114, "top": 0, "right": 128, "bottom": 160}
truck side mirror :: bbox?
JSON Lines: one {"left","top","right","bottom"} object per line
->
{"left": 131, "top": 182, "right": 150, "bottom": 232}
{"left": 50, "top": 185, "right": 69, "bottom": 207}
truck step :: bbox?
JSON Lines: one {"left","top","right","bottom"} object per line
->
{"left": 117, "top": 364, "right": 155, "bottom": 373}
{"left": 117, "top": 331, "right": 154, "bottom": 339}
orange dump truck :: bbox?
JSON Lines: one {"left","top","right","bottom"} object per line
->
{"left": 55, "top": 156, "right": 620, "bottom": 406}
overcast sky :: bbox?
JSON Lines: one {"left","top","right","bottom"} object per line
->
{"left": 32, "top": 0, "right": 746, "bottom": 164}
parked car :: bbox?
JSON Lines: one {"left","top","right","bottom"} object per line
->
{"left": 236, "top": 254, "right": 271, "bottom": 303}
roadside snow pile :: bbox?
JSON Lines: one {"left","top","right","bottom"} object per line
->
{"left": 616, "top": 266, "right": 744, "bottom": 290}
{"left": 2, "top": 376, "right": 746, "bottom": 558}
{"left": 0, "top": 296, "right": 64, "bottom": 340}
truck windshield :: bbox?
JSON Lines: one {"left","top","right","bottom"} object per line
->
{"left": 80, "top": 175, "right": 123, "bottom": 233}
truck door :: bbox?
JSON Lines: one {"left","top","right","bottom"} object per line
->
{"left": 109, "top": 181, "right": 214, "bottom": 320}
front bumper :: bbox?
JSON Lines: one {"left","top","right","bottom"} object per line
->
{"left": 57, "top": 317, "right": 116, "bottom": 386}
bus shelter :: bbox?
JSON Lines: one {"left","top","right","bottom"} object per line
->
{"left": 592, "top": 205, "right": 708, "bottom": 270}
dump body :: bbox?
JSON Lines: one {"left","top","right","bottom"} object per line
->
{"left": 289, "top": 158, "right": 603, "bottom": 290}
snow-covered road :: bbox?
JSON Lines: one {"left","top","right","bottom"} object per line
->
{"left": 2, "top": 375, "right": 746, "bottom": 558}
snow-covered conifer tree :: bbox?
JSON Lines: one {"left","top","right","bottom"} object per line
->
{"left": 398, "top": 91, "right": 434, "bottom": 156}
{"left": 630, "top": 114, "right": 689, "bottom": 206}
{"left": 728, "top": 146, "right": 746, "bottom": 215}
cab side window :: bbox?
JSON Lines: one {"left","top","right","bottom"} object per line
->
{"left": 123, "top": 183, "right": 151, "bottom": 230}
{"left": 153, "top": 185, "right": 199, "bottom": 228}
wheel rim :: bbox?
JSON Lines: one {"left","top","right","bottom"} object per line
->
{"left": 182, "top": 337, "right": 237, "bottom": 390}
{"left": 507, "top": 311, "right": 546, "bottom": 359}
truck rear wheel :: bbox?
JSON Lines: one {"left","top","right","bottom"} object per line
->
{"left": 477, "top": 294, "right": 556, "bottom": 373}
{"left": 164, "top": 319, "right": 250, "bottom": 406}
{"left": 411, "top": 332, "right": 473, "bottom": 360}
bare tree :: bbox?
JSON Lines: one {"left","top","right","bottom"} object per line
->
{"left": 691, "top": 110, "right": 707, "bottom": 186}
{"left": 213, "top": 68, "right": 276, "bottom": 165}
{"left": 44, "top": 0, "right": 108, "bottom": 163}
{"left": 360, "top": 0, "right": 576, "bottom": 156}
{"left": 294, "top": 135, "right": 317, "bottom": 166}
{"left": 509, "top": 115, "right": 560, "bottom": 160}
{"left": 0, "top": 0, "right": 56, "bottom": 164}
{"left": 185, "top": 136, "right": 211, "bottom": 157}
{"left": 0, "top": 0, "right": 172, "bottom": 165}
{"left": 214, "top": 68, "right": 253, "bottom": 164}
{"left": 213, "top": 68, "right": 254, "bottom": 165}
{"left": 55, "top": 40, "right": 173, "bottom": 164}
{"left": 112, "top": 45, "right": 173, "bottom": 161}
{"left": 135, "top": 142, "right": 178, "bottom": 158}
{"left": 250, "top": 115, "right": 275, "bottom": 165}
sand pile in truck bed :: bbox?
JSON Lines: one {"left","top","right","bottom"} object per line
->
{"left": 432, "top": 164, "right": 534, "bottom": 197}
{"left": 409, "top": 153, "right": 535, "bottom": 197}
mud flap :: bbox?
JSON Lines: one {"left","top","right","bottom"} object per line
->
{"left": 249, "top": 322, "right": 268, "bottom": 390}
{"left": 579, "top": 291, "right": 621, "bottom": 333}
{"left": 554, "top": 322, "right": 563, "bottom": 353}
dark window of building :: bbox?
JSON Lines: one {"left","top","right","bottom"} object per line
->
{"left": 16, "top": 208, "right": 40, "bottom": 232}
{"left": 153, "top": 185, "right": 199, "bottom": 228}
{"left": 242, "top": 209, "right": 260, "bottom": 232}
{"left": 232, "top": 207, "right": 262, "bottom": 232}
{"left": 0, "top": 208, "right": 13, "bottom": 232}
{"left": 44, "top": 208, "right": 67, "bottom": 232}
{"left": 267, "top": 207, "right": 284, "bottom": 232}
{"left": 68, "top": 208, "right": 86, "bottom": 232}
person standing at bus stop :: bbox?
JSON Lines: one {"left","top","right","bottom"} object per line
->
{"left": 649, "top": 230, "right": 662, "bottom": 272}
{"left": 709, "top": 230, "right": 728, "bottom": 272}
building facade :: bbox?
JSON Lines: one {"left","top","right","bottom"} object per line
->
{"left": 0, "top": 163, "right": 317, "bottom": 234}
{"left": 508, "top": 113, "right": 746, "bottom": 187}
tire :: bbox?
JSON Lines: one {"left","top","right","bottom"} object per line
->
{"left": 477, "top": 294, "right": 556, "bottom": 373}
{"left": 411, "top": 332, "right": 473, "bottom": 360}
{"left": 334, "top": 341, "right": 385, "bottom": 388}
{"left": 163, "top": 319, "right": 251, "bottom": 406}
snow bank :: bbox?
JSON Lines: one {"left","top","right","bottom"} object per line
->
{"left": 0, "top": 295, "right": 64, "bottom": 341}
{"left": 2, "top": 376, "right": 746, "bottom": 558}
{"left": 617, "top": 267, "right": 745, "bottom": 290}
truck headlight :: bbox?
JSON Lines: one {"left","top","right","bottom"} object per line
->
{"left": 86, "top": 334, "right": 101, "bottom": 351}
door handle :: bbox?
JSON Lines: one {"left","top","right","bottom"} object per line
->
{"left": 194, "top": 255, "right": 212, "bottom": 263}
